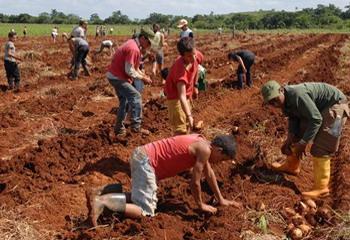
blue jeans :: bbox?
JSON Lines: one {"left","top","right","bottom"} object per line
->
{"left": 75, "top": 45, "right": 89, "bottom": 70}
{"left": 132, "top": 78, "right": 143, "bottom": 93}
{"left": 108, "top": 78, "right": 142, "bottom": 132}
{"left": 237, "top": 62, "right": 253, "bottom": 89}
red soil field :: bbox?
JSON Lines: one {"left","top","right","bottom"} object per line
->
{"left": 0, "top": 33, "right": 349, "bottom": 239}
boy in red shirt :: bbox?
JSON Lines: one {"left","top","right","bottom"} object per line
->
{"left": 164, "top": 37, "right": 201, "bottom": 135}
{"left": 87, "top": 134, "right": 242, "bottom": 226}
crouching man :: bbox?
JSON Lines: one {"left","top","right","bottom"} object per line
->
{"left": 262, "top": 81, "right": 349, "bottom": 199}
{"left": 87, "top": 134, "right": 242, "bottom": 226}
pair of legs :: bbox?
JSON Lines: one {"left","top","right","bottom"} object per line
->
{"left": 272, "top": 101, "right": 349, "bottom": 198}
{"left": 71, "top": 45, "right": 90, "bottom": 78}
{"left": 167, "top": 99, "right": 191, "bottom": 136}
{"left": 4, "top": 60, "right": 20, "bottom": 90}
{"left": 108, "top": 78, "right": 143, "bottom": 135}
{"left": 88, "top": 147, "right": 157, "bottom": 227}
{"left": 51, "top": 33, "right": 58, "bottom": 43}
{"left": 236, "top": 62, "right": 253, "bottom": 89}
{"left": 153, "top": 50, "right": 164, "bottom": 85}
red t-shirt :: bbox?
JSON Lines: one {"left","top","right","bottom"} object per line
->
{"left": 145, "top": 134, "right": 206, "bottom": 180}
{"left": 164, "top": 54, "right": 199, "bottom": 100}
{"left": 196, "top": 50, "right": 204, "bottom": 65}
{"left": 107, "top": 39, "right": 141, "bottom": 83}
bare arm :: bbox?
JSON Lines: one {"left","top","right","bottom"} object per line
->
{"left": 176, "top": 81, "right": 193, "bottom": 130}
{"left": 160, "top": 33, "right": 168, "bottom": 47}
{"left": 68, "top": 39, "right": 76, "bottom": 56}
{"left": 203, "top": 158, "right": 243, "bottom": 208}
{"left": 203, "top": 162, "right": 224, "bottom": 202}
{"left": 7, "top": 48, "right": 22, "bottom": 61}
{"left": 110, "top": 47, "right": 115, "bottom": 56}
{"left": 125, "top": 62, "right": 152, "bottom": 84}
{"left": 190, "top": 144, "right": 217, "bottom": 214}
{"left": 237, "top": 56, "right": 246, "bottom": 72}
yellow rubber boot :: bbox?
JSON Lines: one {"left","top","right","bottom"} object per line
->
{"left": 302, "top": 157, "right": 330, "bottom": 199}
{"left": 271, "top": 147, "right": 301, "bottom": 175}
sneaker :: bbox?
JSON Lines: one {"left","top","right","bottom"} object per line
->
{"left": 131, "top": 127, "right": 150, "bottom": 135}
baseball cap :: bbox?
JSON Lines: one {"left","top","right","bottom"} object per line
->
{"left": 79, "top": 20, "right": 88, "bottom": 25}
{"left": 177, "top": 19, "right": 188, "bottom": 28}
{"left": 140, "top": 27, "right": 156, "bottom": 47}
{"left": 261, "top": 80, "right": 281, "bottom": 104}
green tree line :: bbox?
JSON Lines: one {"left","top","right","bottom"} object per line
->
{"left": 1, "top": 4, "right": 350, "bottom": 29}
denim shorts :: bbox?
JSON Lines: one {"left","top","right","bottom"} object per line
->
{"left": 130, "top": 147, "right": 158, "bottom": 216}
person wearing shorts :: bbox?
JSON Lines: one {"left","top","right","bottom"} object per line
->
{"left": 87, "top": 134, "right": 242, "bottom": 227}
{"left": 164, "top": 37, "right": 203, "bottom": 135}
{"left": 151, "top": 23, "right": 168, "bottom": 85}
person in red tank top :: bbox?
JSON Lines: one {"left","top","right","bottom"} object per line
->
{"left": 87, "top": 134, "right": 242, "bottom": 227}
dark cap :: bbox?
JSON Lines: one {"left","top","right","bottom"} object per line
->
{"left": 8, "top": 32, "right": 17, "bottom": 38}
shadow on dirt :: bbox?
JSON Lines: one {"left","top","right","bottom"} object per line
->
{"left": 0, "top": 84, "right": 8, "bottom": 92}
{"left": 79, "top": 156, "right": 131, "bottom": 177}
{"left": 232, "top": 164, "right": 301, "bottom": 194}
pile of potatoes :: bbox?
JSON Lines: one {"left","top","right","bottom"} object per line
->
{"left": 283, "top": 199, "right": 332, "bottom": 240}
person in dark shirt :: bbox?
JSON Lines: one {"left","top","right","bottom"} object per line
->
{"left": 228, "top": 50, "right": 255, "bottom": 89}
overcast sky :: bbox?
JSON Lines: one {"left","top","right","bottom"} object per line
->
{"left": 0, "top": 0, "right": 348, "bottom": 20}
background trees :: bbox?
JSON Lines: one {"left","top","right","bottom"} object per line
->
{"left": 0, "top": 4, "right": 348, "bottom": 30}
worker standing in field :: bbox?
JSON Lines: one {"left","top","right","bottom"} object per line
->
{"left": 106, "top": 28, "right": 155, "bottom": 136}
{"left": 151, "top": 23, "right": 168, "bottom": 85}
{"left": 227, "top": 50, "right": 255, "bottom": 90}
{"left": 178, "top": 19, "right": 194, "bottom": 38}
{"left": 95, "top": 25, "right": 99, "bottom": 38}
{"left": 23, "top": 26, "right": 27, "bottom": 37}
{"left": 4, "top": 32, "right": 22, "bottom": 92}
{"left": 164, "top": 37, "right": 203, "bottom": 135}
{"left": 232, "top": 25, "right": 236, "bottom": 39}
{"left": 216, "top": 27, "right": 222, "bottom": 39}
{"left": 87, "top": 133, "right": 242, "bottom": 227}
{"left": 67, "top": 37, "right": 91, "bottom": 79}
{"left": 51, "top": 27, "right": 59, "bottom": 43}
{"left": 261, "top": 81, "right": 349, "bottom": 199}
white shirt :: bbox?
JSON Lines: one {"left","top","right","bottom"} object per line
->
{"left": 102, "top": 40, "right": 113, "bottom": 47}
{"left": 180, "top": 28, "right": 193, "bottom": 38}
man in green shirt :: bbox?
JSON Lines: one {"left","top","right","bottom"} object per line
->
{"left": 261, "top": 81, "right": 349, "bottom": 199}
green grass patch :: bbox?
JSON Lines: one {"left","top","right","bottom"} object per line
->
{"left": 0, "top": 23, "right": 140, "bottom": 37}
{"left": 1, "top": 23, "right": 349, "bottom": 37}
